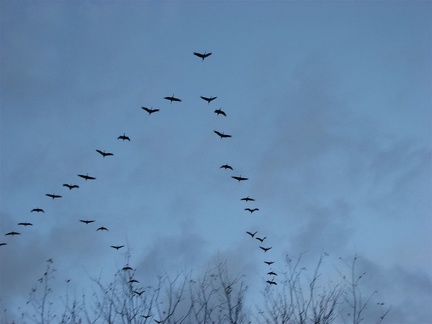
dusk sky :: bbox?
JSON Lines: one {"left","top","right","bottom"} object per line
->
{"left": 0, "top": 1, "right": 431, "bottom": 323}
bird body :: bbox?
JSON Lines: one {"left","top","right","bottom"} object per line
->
{"left": 164, "top": 95, "right": 181, "bottom": 103}
{"left": 111, "top": 245, "right": 124, "bottom": 250}
{"left": 96, "top": 150, "right": 114, "bottom": 157}
{"left": 0, "top": 243, "right": 6, "bottom": 246}
{"left": 246, "top": 231, "right": 257, "bottom": 238}
{"left": 31, "top": 208, "right": 44, "bottom": 213}
{"left": 97, "top": 226, "right": 108, "bottom": 231}
{"left": 267, "top": 271, "right": 278, "bottom": 276}
{"left": 142, "top": 106, "right": 160, "bottom": 114}
{"left": 193, "top": 51, "right": 212, "bottom": 61}
{"left": 266, "top": 280, "right": 277, "bottom": 285}
{"left": 245, "top": 208, "right": 259, "bottom": 213}
{"left": 63, "top": 184, "right": 79, "bottom": 190}
{"left": 220, "top": 164, "right": 233, "bottom": 170}
{"left": 46, "top": 193, "right": 62, "bottom": 199}
{"left": 214, "top": 108, "right": 226, "bottom": 116}
{"left": 122, "top": 266, "right": 133, "bottom": 271}
{"left": 5, "top": 231, "right": 20, "bottom": 236}
{"left": 256, "top": 236, "right": 266, "bottom": 242}
{"left": 200, "top": 96, "right": 217, "bottom": 104}
{"left": 80, "top": 220, "right": 95, "bottom": 224}
{"left": 264, "top": 261, "right": 274, "bottom": 266}
{"left": 260, "top": 246, "right": 272, "bottom": 252}
{"left": 18, "top": 222, "right": 33, "bottom": 226}
{"left": 78, "top": 174, "right": 96, "bottom": 181}
{"left": 241, "top": 197, "right": 255, "bottom": 202}
{"left": 214, "top": 130, "right": 232, "bottom": 139}
{"left": 232, "top": 176, "right": 248, "bottom": 182}
{"left": 118, "top": 133, "right": 130, "bottom": 141}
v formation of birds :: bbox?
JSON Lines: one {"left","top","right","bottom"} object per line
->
{"left": 2, "top": 51, "right": 277, "bottom": 286}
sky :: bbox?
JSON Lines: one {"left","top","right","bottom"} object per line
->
{"left": 0, "top": 1, "right": 431, "bottom": 323}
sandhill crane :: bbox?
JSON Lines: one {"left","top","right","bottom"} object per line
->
{"left": 63, "top": 184, "right": 79, "bottom": 190}
{"left": 5, "top": 231, "right": 20, "bottom": 236}
{"left": 241, "top": 197, "right": 255, "bottom": 202}
{"left": 260, "top": 246, "right": 272, "bottom": 252}
{"left": 256, "top": 236, "right": 266, "bottom": 243}
{"left": 220, "top": 164, "right": 233, "bottom": 170}
{"left": 97, "top": 227, "right": 108, "bottom": 231}
{"left": 80, "top": 220, "right": 95, "bottom": 224}
{"left": 245, "top": 208, "right": 259, "bottom": 213}
{"left": 122, "top": 266, "right": 133, "bottom": 271}
{"left": 200, "top": 96, "right": 217, "bottom": 104}
{"left": 267, "top": 271, "right": 278, "bottom": 276}
{"left": 193, "top": 51, "right": 212, "bottom": 61}
{"left": 266, "top": 280, "right": 277, "bottom": 285}
{"left": 111, "top": 245, "right": 124, "bottom": 250}
{"left": 118, "top": 133, "right": 130, "bottom": 141}
{"left": 0, "top": 243, "right": 6, "bottom": 247}
{"left": 264, "top": 261, "right": 274, "bottom": 266}
{"left": 232, "top": 175, "right": 248, "bottom": 182}
{"left": 134, "top": 290, "right": 145, "bottom": 296}
{"left": 96, "top": 150, "right": 114, "bottom": 157}
{"left": 46, "top": 193, "right": 62, "bottom": 199}
{"left": 164, "top": 95, "right": 181, "bottom": 103}
{"left": 142, "top": 106, "right": 160, "bottom": 114}
{"left": 214, "top": 108, "right": 226, "bottom": 116}
{"left": 214, "top": 130, "right": 231, "bottom": 139}
{"left": 31, "top": 208, "right": 44, "bottom": 213}
{"left": 246, "top": 231, "right": 257, "bottom": 238}
{"left": 18, "top": 222, "right": 33, "bottom": 226}
{"left": 129, "top": 279, "right": 139, "bottom": 283}
{"left": 78, "top": 174, "right": 96, "bottom": 181}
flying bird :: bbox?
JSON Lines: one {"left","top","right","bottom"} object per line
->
{"left": 134, "top": 290, "right": 145, "bottom": 296}
{"left": 164, "top": 95, "right": 181, "bottom": 103}
{"left": 267, "top": 271, "right": 278, "bottom": 276}
{"left": 80, "top": 220, "right": 95, "bottom": 224}
{"left": 246, "top": 231, "right": 257, "bottom": 238}
{"left": 129, "top": 279, "right": 139, "bottom": 283}
{"left": 0, "top": 243, "right": 6, "bottom": 247}
{"left": 142, "top": 106, "right": 160, "bottom": 114}
{"left": 96, "top": 226, "right": 108, "bottom": 231}
{"left": 46, "top": 193, "right": 62, "bottom": 199}
{"left": 63, "top": 184, "right": 79, "bottom": 190}
{"left": 200, "top": 96, "right": 217, "bottom": 104}
{"left": 78, "top": 174, "right": 96, "bottom": 181}
{"left": 260, "top": 246, "right": 272, "bottom": 252}
{"left": 266, "top": 280, "right": 277, "bottom": 286}
{"left": 193, "top": 51, "right": 212, "bottom": 61}
{"left": 96, "top": 150, "right": 114, "bottom": 157}
{"left": 256, "top": 236, "right": 266, "bottom": 243}
{"left": 232, "top": 175, "right": 248, "bottom": 182}
{"left": 18, "top": 222, "right": 33, "bottom": 226}
{"left": 214, "top": 130, "right": 232, "bottom": 139}
{"left": 241, "top": 197, "right": 255, "bottom": 202}
{"left": 214, "top": 108, "right": 226, "bottom": 116}
{"left": 118, "top": 133, "right": 130, "bottom": 141}
{"left": 122, "top": 266, "right": 133, "bottom": 271}
{"left": 111, "top": 245, "right": 124, "bottom": 250}
{"left": 220, "top": 164, "right": 233, "bottom": 170}
{"left": 245, "top": 208, "right": 259, "bottom": 213}
{"left": 31, "top": 208, "right": 44, "bottom": 213}
{"left": 5, "top": 231, "right": 20, "bottom": 236}
{"left": 264, "top": 261, "right": 275, "bottom": 266}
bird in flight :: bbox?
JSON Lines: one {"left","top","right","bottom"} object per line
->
{"left": 111, "top": 245, "right": 124, "bottom": 250}
{"left": 31, "top": 208, "right": 44, "bottom": 213}
{"left": 46, "top": 193, "right": 62, "bottom": 199}
{"left": 200, "top": 96, "right": 217, "bottom": 104}
{"left": 118, "top": 133, "right": 130, "bottom": 141}
{"left": 214, "top": 108, "right": 226, "bottom": 116}
{"left": 142, "top": 106, "right": 160, "bottom": 115}
{"left": 264, "top": 261, "right": 274, "bottom": 266}
{"left": 193, "top": 51, "right": 212, "bottom": 61}
{"left": 5, "top": 231, "right": 20, "bottom": 236}
{"left": 260, "top": 246, "right": 272, "bottom": 252}
{"left": 0, "top": 243, "right": 6, "bottom": 247}
{"left": 232, "top": 175, "right": 248, "bottom": 182}
{"left": 96, "top": 150, "right": 114, "bottom": 157}
{"left": 18, "top": 222, "right": 33, "bottom": 226}
{"left": 80, "top": 220, "right": 95, "bottom": 224}
{"left": 129, "top": 279, "right": 139, "bottom": 283}
{"left": 78, "top": 173, "right": 96, "bottom": 181}
{"left": 134, "top": 290, "right": 145, "bottom": 296}
{"left": 245, "top": 208, "right": 259, "bottom": 213}
{"left": 122, "top": 266, "right": 133, "bottom": 271}
{"left": 256, "top": 236, "right": 266, "bottom": 243}
{"left": 246, "top": 231, "right": 257, "bottom": 238}
{"left": 96, "top": 226, "right": 108, "bottom": 231}
{"left": 164, "top": 95, "right": 181, "bottom": 103}
{"left": 63, "top": 184, "right": 79, "bottom": 190}
{"left": 220, "top": 164, "right": 233, "bottom": 170}
{"left": 214, "top": 130, "right": 232, "bottom": 139}
{"left": 241, "top": 197, "right": 255, "bottom": 202}
{"left": 266, "top": 280, "right": 277, "bottom": 286}
{"left": 267, "top": 271, "right": 278, "bottom": 276}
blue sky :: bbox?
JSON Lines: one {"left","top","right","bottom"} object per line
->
{"left": 1, "top": 1, "right": 431, "bottom": 323}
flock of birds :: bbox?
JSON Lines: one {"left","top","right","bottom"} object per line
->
{"left": 1, "top": 51, "right": 278, "bottom": 288}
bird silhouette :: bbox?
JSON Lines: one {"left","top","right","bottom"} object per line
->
{"left": 266, "top": 280, "right": 277, "bottom": 285}
{"left": 96, "top": 150, "right": 114, "bottom": 157}
{"left": 134, "top": 290, "right": 145, "bottom": 296}
{"left": 122, "top": 266, "right": 133, "bottom": 271}
{"left": 5, "top": 231, "right": 20, "bottom": 236}
{"left": 142, "top": 106, "right": 160, "bottom": 114}
{"left": 164, "top": 95, "right": 181, "bottom": 103}
{"left": 214, "top": 130, "right": 232, "bottom": 139}
{"left": 200, "top": 96, "right": 217, "bottom": 104}
{"left": 118, "top": 133, "right": 130, "bottom": 141}
{"left": 246, "top": 231, "right": 257, "bottom": 238}
{"left": 111, "top": 245, "right": 124, "bottom": 250}
{"left": 46, "top": 193, "right": 62, "bottom": 199}
{"left": 31, "top": 208, "right": 44, "bottom": 213}
{"left": 220, "top": 164, "right": 233, "bottom": 170}
{"left": 214, "top": 108, "right": 226, "bottom": 116}
{"left": 245, "top": 208, "right": 259, "bottom": 213}
{"left": 129, "top": 279, "right": 139, "bottom": 283}
{"left": 193, "top": 51, "right": 212, "bottom": 61}
{"left": 264, "top": 261, "right": 274, "bottom": 266}
{"left": 232, "top": 175, "right": 248, "bottom": 182}
{"left": 260, "top": 246, "right": 272, "bottom": 252}
{"left": 267, "top": 271, "right": 278, "bottom": 276}
{"left": 256, "top": 236, "right": 266, "bottom": 243}
{"left": 63, "top": 184, "right": 79, "bottom": 190}
{"left": 241, "top": 197, "right": 255, "bottom": 202}
{"left": 0, "top": 243, "right": 6, "bottom": 247}
{"left": 18, "top": 222, "right": 33, "bottom": 226}
{"left": 96, "top": 226, "right": 108, "bottom": 231}
{"left": 78, "top": 173, "right": 96, "bottom": 181}
{"left": 80, "top": 220, "right": 95, "bottom": 224}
